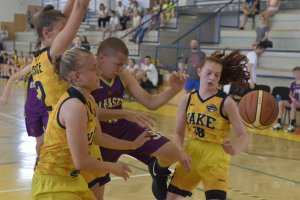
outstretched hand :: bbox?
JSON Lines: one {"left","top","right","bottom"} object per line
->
{"left": 179, "top": 149, "right": 192, "bottom": 173}
{"left": 111, "top": 162, "right": 132, "bottom": 181}
{"left": 168, "top": 72, "right": 189, "bottom": 92}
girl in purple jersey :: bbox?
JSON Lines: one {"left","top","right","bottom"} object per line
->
{"left": 91, "top": 37, "right": 188, "bottom": 200}
{"left": 272, "top": 66, "right": 300, "bottom": 132}
{"left": 0, "top": 64, "right": 48, "bottom": 157}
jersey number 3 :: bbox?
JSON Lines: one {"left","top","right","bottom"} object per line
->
{"left": 35, "top": 81, "right": 52, "bottom": 111}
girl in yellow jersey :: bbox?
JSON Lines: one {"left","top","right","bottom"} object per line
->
{"left": 31, "top": 48, "right": 150, "bottom": 200}
{"left": 31, "top": 0, "right": 89, "bottom": 112}
{"left": 166, "top": 50, "right": 250, "bottom": 200}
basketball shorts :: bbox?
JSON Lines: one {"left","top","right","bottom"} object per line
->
{"left": 184, "top": 79, "right": 200, "bottom": 91}
{"left": 25, "top": 111, "right": 48, "bottom": 137}
{"left": 31, "top": 171, "right": 96, "bottom": 200}
{"left": 168, "top": 139, "right": 230, "bottom": 197}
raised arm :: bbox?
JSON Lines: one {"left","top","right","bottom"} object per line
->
{"left": 62, "top": 0, "right": 75, "bottom": 18}
{"left": 50, "top": 0, "right": 89, "bottom": 59}
{"left": 0, "top": 64, "right": 31, "bottom": 106}
{"left": 121, "top": 69, "right": 187, "bottom": 110}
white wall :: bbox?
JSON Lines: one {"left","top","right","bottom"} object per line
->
{"left": 0, "top": 0, "right": 41, "bottom": 22}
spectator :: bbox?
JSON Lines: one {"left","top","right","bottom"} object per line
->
{"left": 160, "top": 0, "right": 175, "bottom": 27}
{"left": 179, "top": 39, "right": 206, "bottom": 93}
{"left": 239, "top": 0, "right": 259, "bottom": 30}
{"left": 126, "top": 58, "right": 139, "bottom": 76}
{"left": 71, "top": 35, "right": 83, "bottom": 49}
{"left": 98, "top": 3, "right": 110, "bottom": 31}
{"left": 260, "top": 0, "right": 281, "bottom": 24}
{"left": 129, "top": 8, "right": 152, "bottom": 44}
{"left": 102, "top": 10, "right": 120, "bottom": 41}
{"left": 253, "top": 15, "right": 270, "bottom": 47}
{"left": 0, "top": 27, "right": 8, "bottom": 41}
{"left": 246, "top": 41, "right": 267, "bottom": 90}
{"left": 136, "top": 56, "right": 158, "bottom": 89}
{"left": 124, "top": 10, "right": 141, "bottom": 34}
{"left": 116, "top": 0, "right": 130, "bottom": 30}
{"left": 272, "top": 66, "right": 300, "bottom": 133}
{"left": 81, "top": 35, "right": 91, "bottom": 50}
{"left": 151, "top": 0, "right": 162, "bottom": 29}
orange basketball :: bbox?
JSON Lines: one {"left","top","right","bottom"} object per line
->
{"left": 238, "top": 90, "right": 279, "bottom": 129}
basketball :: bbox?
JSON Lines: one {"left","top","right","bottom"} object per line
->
{"left": 238, "top": 90, "right": 279, "bottom": 129}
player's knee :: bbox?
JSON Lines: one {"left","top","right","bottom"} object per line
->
{"left": 205, "top": 190, "right": 226, "bottom": 200}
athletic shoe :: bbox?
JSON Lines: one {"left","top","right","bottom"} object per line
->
{"left": 148, "top": 158, "right": 171, "bottom": 200}
{"left": 272, "top": 123, "right": 282, "bottom": 130}
{"left": 285, "top": 125, "right": 295, "bottom": 132}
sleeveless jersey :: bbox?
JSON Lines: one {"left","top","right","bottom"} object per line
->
{"left": 31, "top": 47, "right": 69, "bottom": 112}
{"left": 91, "top": 76, "right": 127, "bottom": 137}
{"left": 290, "top": 81, "right": 300, "bottom": 101}
{"left": 36, "top": 87, "right": 98, "bottom": 178}
{"left": 186, "top": 90, "right": 230, "bottom": 145}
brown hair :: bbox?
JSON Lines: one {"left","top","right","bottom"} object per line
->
{"left": 200, "top": 49, "right": 250, "bottom": 88}
{"left": 54, "top": 48, "right": 92, "bottom": 83}
{"left": 292, "top": 66, "right": 300, "bottom": 72}
{"left": 97, "top": 37, "right": 129, "bottom": 57}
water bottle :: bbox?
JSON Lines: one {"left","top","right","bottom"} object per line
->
{"left": 275, "top": 94, "right": 282, "bottom": 102}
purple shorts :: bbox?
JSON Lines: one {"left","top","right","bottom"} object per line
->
{"left": 25, "top": 111, "right": 48, "bottom": 137}
{"left": 96, "top": 120, "right": 169, "bottom": 186}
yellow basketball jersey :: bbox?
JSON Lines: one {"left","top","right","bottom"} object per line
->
{"left": 31, "top": 47, "right": 69, "bottom": 111}
{"left": 186, "top": 90, "right": 230, "bottom": 144}
{"left": 36, "top": 87, "right": 99, "bottom": 178}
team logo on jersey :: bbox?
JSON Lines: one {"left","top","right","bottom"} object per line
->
{"left": 70, "top": 169, "right": 80, "bottom": 178}
{"left": 206, "top": 104, "right": 218, "bottom": 112}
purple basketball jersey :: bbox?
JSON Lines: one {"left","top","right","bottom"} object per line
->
{"left": 290, "top": 81, "right": 300, "bottom": 101}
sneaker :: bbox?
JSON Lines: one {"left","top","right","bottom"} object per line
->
{"left": 239, "top": 27, "right": 244, "bottom": 30}
{"left": 285, "top": 125, "right": 295, "bottom": 132}
{"left": 148, "top": 158, "right": 171, "bottom": 200}
{"left": 272, "top": 123, "right": 283, "bottom": 130}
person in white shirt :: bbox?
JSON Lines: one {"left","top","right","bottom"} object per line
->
{"left": 136, "top": 56, "right": 158, "bottom": 89}
{"left": 103, "top": 10, "right": 120, "bottom": 40}
{"left": 246, "top": 42, "right": 267, "bottom": 90}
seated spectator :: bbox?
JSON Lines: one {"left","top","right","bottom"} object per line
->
{"left": 272, "top": 66, "right": 300, "bottom": 133}
{"left": 239, "top": 0, "right": 259, "bottom": 30}
{"left": 0, "top": 27, "right": 8, "bottom": 41}
{"left": 98, "top": 3, "right": 110, "bottom": 31}
{"left": 129, "top": 8, "right": 152, "bottom": 44}
{"left": 253, "top": 15, "right": 270, "bottom": 47}
{"left": 81, "top": 35, "right": 91, "bottom": 50}
{"left": 136, "top": 56, "right": 158, "bottom": 89}
{"left": 151, "top": 0, "right": 162, "bottom": 29}
{"left": 116, "top": 0, "right": 130, "bottom": 30}
{"left": 132, "top": 1, "right": 144, "bottom": 16}
{"left": 260, "top": 0, "right": 281, "bottom": 24}
{"left": 126, "top": 58, "right": 139, "bottom": 76}
{"left": 124, "top": 10, "right": 141, "bottom": 34}
{"left": 70, "top": 35, "right": 83, "bottom": 49}
{"left": 160, "top": 0, "right": 175, "bottom": 26}
{"left": 103, "top": 10, "right": 120, "bottom": 41}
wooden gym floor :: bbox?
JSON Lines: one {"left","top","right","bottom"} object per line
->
{"left": 0, "top": 80, "right": 299, "bottom": 200}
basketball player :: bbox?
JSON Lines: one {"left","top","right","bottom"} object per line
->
{"left": 166, "top": 50, "right": 250, "bottom": 200}
{"left": 32, "top": 48, "right": 150, "bottom": 199}
{"left": 90, "top": 37, "right": 187, "bottom": 200}
{"left": 31, "top": 0, "right": 89, "bottom": 112}
{"left": 0, "top": 64, "right": 48, "bottom": 157}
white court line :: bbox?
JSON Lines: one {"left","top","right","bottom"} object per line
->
{"left": 0, "top": 187, "right": 30, "bottom": 193}
{"left": 0, "top": 112, "right": 24, "bottom": 123}
{"left": 0, "top": 173, "right": 150, "bottom": 193}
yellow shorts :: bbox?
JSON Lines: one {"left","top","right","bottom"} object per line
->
{"left": 169, "top": 140, "right": 230, "bottom": 196}
{"left": 81, "top": 143, "right": 106, "bottom": 187}
{"left": 31, "top": 171, "right": 96, "bottom": 200}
